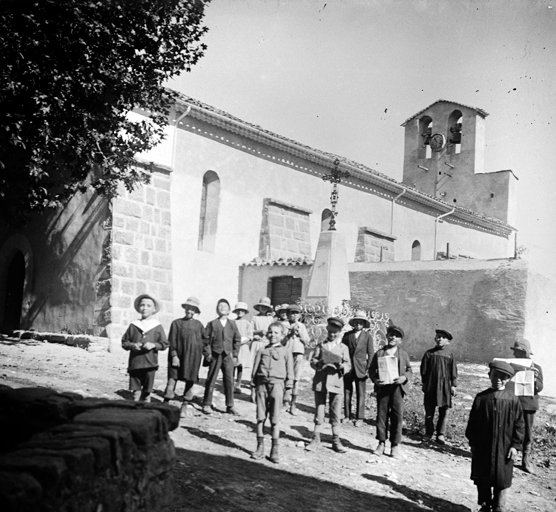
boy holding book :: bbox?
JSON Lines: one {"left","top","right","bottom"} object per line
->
{"left": 369, "top": 325, "right": 412, "bottom": 459}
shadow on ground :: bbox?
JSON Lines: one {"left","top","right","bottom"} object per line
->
{"left": 170, "top": 447, "right": 468, "bottom": 512}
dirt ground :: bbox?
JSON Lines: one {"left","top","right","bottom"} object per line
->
{"left": 2, "top": 337, "right": 555, "bottom": 512}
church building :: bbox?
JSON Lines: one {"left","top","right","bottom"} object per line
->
{"left": 0, "top": 95, "right": 517, "bottom": 341}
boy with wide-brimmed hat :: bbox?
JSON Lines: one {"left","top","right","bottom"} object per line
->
{"left": 342, "top": 310, "right": 374, "bottom": 427}
{"left": 369, "top": 325, "right": 412, "bottom": 459}
{"left": 250, "top": 297, "right": 275, "bottom": 367}
{"left": 466, "top": 360, "right": 524, "bottom": 512}
{"left": 305, "top": 316, "right": 351, "bottom": 453}
{"left": 420, "top": 328, "right": 458, "bottom": 445}
{"left": 122, "top": 294, "right": 168, "bottom": 402}
{"left": 282, "top": 303, "right": 310, "bottom": 415}
{"left": 163, "top": 296, "right": 206, "bottom": 417}
{"left": 233, "top": 302, "right": 254, "bottom": 393}
{"left": 202, "top": 298, "right": 242, "bottom": 415}
{"left": 509, "top": 338, "right": 543, "bottom": 474}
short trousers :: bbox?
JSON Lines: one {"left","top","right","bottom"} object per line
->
{"left": 129, "top": 368, "right": 156, "bottom": 392}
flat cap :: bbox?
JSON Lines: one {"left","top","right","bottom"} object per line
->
{"left": 489, "top": 360, "right": 515, "bottom": 378}
{"left": 387, "top": 325, "right": 404, "bottom": 338}
{"left": 435, "top": 329, "right": 453, "bottom": 341}
{"left": 327, "top": 316, "right": 345, "bottom": 329}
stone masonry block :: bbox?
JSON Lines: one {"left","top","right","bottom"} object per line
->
{"left": 161, "top": 211, "right": 171, "bottom": 226}
{"left": 269, "top": 235, "right": 281, "bottom": 249}
{"left": 142, "top": 205, "right": 154, "bottom": 223}
{"left": 125, "top": 248, "right": 138, "bottom": 265}
{"left": 153, "top": 254, "right": 172, "bottom": 270}
{"left": 157, "top": 226, "right": 170, "bottom": 239}
{"left": 113, "top": 229, "right": 134, "bottom": 246}
{"left": 141, "top": 251, "right": 150, "bottom": 266}
{"left": 299, "top": 243, "right": 311, "bottom": 256}
{"left": 136, "top": 281, "right": 147, "bottom": 294}
{"left": 125, "top": 218, "right": 139, "bottom": 232}
{"left": 298, "top": 220, "right": 310, "bottom": 233}
{"left": 153, "top": 269, "right": 167, "bottom": 283}
{"left": 128, "top": 186, "right": 144, "bottom": 202}
{"left": 154, "top": 209, "right": 161, "bottom": 224}
{"left": 144, "top": 237, "right": 154, "bottom": 250}
{"left": 269, "top": 214, "right": 284, "bottom": 227}
{"left": 293, "top": 232, "right": 305, "bottom": 241}
{"left": 112, "top": 215, "right": 125, "bottom": 228}
{"left": 154, "top": 177, "right": 171, "bottom": 191}
{"left": 157, "top": 191, "right": 171, "bottom": 210}
{"left": 140, "top": 221, "right": 150, "bottom": 235}
{"left": 121, "top": 280, "right": 135, "bottom": 296}
{"left": 112, "top": 295, "right": 132, "bottom": 308}
{"left": 284, "top": 230, "right": 292, "bottom": 239}
{"left": 269, "top": 226, "right": 283, "bottom": 237}
{"left": 285, "top": 217, "right": 296, "bottom": 230}
{"left": 287, "top": 239, "right": 297, "bottom": 252}
{"left": 136, "top": 267, "right": 152, "bottom": 280}
{"left": 146, "top": 187, "right": 156, "bottom": 205}
{"left": 112, "top": 263, "right": 134, "bottom": 278}
{"left": 155, "top": 238, "right": 167, "bottom": 253}
{"left": 120, "top": 199, "right": 142, "bottom": 219}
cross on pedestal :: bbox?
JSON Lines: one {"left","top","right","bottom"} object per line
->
{"left": 322, "top": 158, "right": 351, "bottom": 231}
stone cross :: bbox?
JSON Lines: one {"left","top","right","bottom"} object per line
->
{"left": 322, "top": 158, "right": 351, "bottom": 231}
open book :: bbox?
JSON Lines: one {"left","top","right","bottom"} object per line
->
{"left": 493, "top": 357, "right": 534, "bottom": 397}
{"left": 378, "top": 355, "right": 399, "bottom": 384}
{"left": 321, "top": 348, "right": 342, "bottom": 366}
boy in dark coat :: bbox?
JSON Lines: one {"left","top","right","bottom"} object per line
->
{"left": 342, "top": 310, "right": 374, "bottom": 427}
{"left": 202, "top": 298, "right": 241, "bottom": 415}
{"left": 420, "top": 328, "right": 458, "bottom": 444}
{"left": 122, "top": 294, "right": 168, "bottom": 402}
{"left": 369, "top": 325, "right": 412, "bottom": 459}
{"left": 465, "top": 360, "right": 524, "bottom": 512}
{"left": 250, "top": 321, "right": 294, "bottom": 464}
{"left": 510, "top": 338, "right": 543, "bottom": 474}
{"left": 163, "top": 296, "right": 206, "bottom": 417}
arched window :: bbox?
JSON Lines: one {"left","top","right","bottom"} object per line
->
{"left": 418, "top": 116, "right": 433, "bottom": 159}
{"left": 321, "top": 208, "right": 332, "bottom": 231}
{"left": 447, "top": 110, "right": 463, "bottom": 155}
{"left": 411, "top": 240, "right": 421, "bottom": 261}
{"left": 198, "top": 171, "right": 220, "bottom": 253}
{"left": 3, "top": 251, "right": 25, "bottom": 331}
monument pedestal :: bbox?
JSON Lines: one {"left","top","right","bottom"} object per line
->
{"left": 306, "top": 230, "right": 351, "bottom": 312}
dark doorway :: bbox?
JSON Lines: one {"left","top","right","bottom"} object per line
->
{"left": 270, "top": 276, "right": 302, "bottom": 306}
{"left": 3, "top": 251, "right": 25, "bottom": 332}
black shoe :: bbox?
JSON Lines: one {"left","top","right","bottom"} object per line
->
{"left": 226, "top": 406, "right": 239, "bottom": 415}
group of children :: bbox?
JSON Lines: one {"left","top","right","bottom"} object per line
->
{"left": 121, "top": 293, "right": 543, "bottom": 512}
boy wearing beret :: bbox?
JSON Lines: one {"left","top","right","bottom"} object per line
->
{"left": 122, "top": 294, "right": 168, "bottom": 402}
{"left": 510, "top": 339, "right": 543, "bottom": 474}
{"left": 305, "top": 317, "right": 351, "bottom": 453}
{"left": 202, "top": 298, "right": 242, "bottom": 415}
{"left": 369, "top": 325, "right": 412, "bottom": 459}
{"left": 466, "top": 361, "right": 524, "bottom": 512}
{"left": 163, "top": 296, "right": 206, "bottom": 417}
{"left": 420, "top": 328, "right": 458, "bottom": 444}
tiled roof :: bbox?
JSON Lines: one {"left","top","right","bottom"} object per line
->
{"left": 401, "top": 99, "right": 489, "bottom": 126}
{"left": 173, "top": 93, "right": 514, "bottom": 236}
{"left": 243, "top": 257, "right": 314, "bottom": 267}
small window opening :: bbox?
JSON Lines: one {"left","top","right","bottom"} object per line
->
{"left": 447, "top": 110, "right": 463, "bottom": 155}
{"left": 418, "top": 116, "right": 433, "bottom": 159}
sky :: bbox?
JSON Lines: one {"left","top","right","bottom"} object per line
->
{"left": 169, "top": 0, "right": 556, "bottom": 274}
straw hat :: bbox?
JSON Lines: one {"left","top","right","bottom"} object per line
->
{"left": 254, "top": 297, "right": 272, "bottom": 312}
{"left": 275, "top": 303, "right": 290, "bottom": 313}
{"left": 349, "top": 310, "right": 370, "bottom": 328}
{"left": 181, "top": 296, "right": 201, "bottom": 314}
{"left": 233, "top": 302, "right": 249, "bottom": 314}
{"left": 287, "top": 304, "right": 302, "bottom": 314}
{"left": 134, "top": 294, "right": 160, "bottom": 313}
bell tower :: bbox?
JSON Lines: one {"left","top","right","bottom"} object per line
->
{"left": 400, "top": 100, "right": 516, "bottom": 225}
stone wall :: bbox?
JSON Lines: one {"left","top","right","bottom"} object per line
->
{"left": 0, "top": 386, "right": 179, "bottom": 512}
{"left": 258, "top": 199, "right": 312, "bottom": 260}
{"left": 354, "top": 227, "right": 396, "bottom": 263}
{"left": 106, "top": 170, "right": 174, "bottom": 341}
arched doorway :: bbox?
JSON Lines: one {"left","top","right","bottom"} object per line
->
{"left": 411, "top": 240, "right": 422, "bottom": 261}
{"left": 3, "top": 251, "right": 25, "bottom": 331}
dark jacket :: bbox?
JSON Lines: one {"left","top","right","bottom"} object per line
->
{"left": 122, "top": 322, "right": 168, "bottom": 371}
{"left": 420, "top": 345, "right": 458, "bottom": 408}
{"left": 465, "top": 387, "right": 524, "bottom": 489}
{"left": 369, "top": 346, "right": 412, "bottom": 396}
{"left": 203, "top": 318, "right": 241, "bottom": 358}
{"left": 342, "top": 329, "right": 374, "bottom": 379}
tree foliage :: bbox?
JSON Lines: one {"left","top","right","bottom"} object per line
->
{"left": 0, "top": 0, "right": 210, "bottom": 224}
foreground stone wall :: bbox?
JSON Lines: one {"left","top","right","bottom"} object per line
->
{"left": 0, "top": 386, "right": 179, "bottom": 512}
